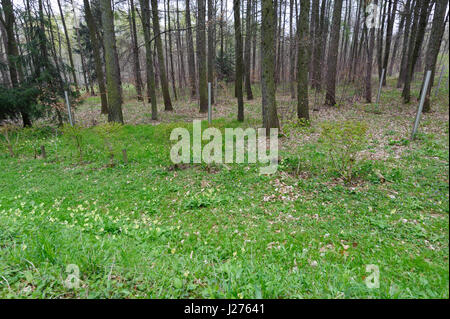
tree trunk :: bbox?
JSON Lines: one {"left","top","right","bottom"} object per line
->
{"left": 129, "top": 0, "right": 143, "bottom": 101}
{"left": 365, "top": 0, "right": 377, "bottom": 103}
{"left": 402, "top": 0, "right": 430, "bottom": 103}
{"left": 139, "top": 0, "right": 158, "bottom": 120}
{"left": 151, "top": 0, "right": 173, "bottom": 110}
{"left": 99, "top": 0, "right": 123, "bottom": 123}
{"left": 244, "top": 0, "right": 253, "bottom": 100}
{"left": 325, "top": 0, "right": 343, "bottom": 106}
{"left": 422, "top": 0, "right": 448, "bottom": 112}
{"left": 261, "top": 0, "right": 280, "bottom": 131}
{"left": 1, "top": 0, "right": 32, "bottom": 126}
{"left": 234, "top": 0, "right": 244, "bottom": 121}
{"left": 197, "top": 0, "right": 209, "bottom": 112}
{"left": 186, "top": 0, "right": 197, "bottom": 98}
{"left": 382, "top": 0, "right": 397, "bottom": 85}
{"left": 166, "top": 0, "right": 178, "bottom": 101}
{"left": 376, "top": 0, "right": 386, "bottom": 80}
{"left": 56, "top": 0, "right": 78, "bottom": 91}
{"left": 175, "top": 0, "right": 186, "bottom": 91}
{"left": 84, "top": 0, "right": 108, "bottom": 114}
{"left": 297, "top": 0, "right": 310, "bottom": 120}
{"left": 208, "top": 0, "right": 216, "bottom": 103}
{"left": 397, "top": 0, "right": 414, "bottom": 87}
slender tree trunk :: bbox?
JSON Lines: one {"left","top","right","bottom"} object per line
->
{"left": 314, "top": 0, "right": 326, "bottom": 91}
{"left": 388, "top": 0, "right": 407, "bottom": 76}
{"left": 382, "top": 0, "right": 397, "bottom": 85}
{"left": 297, "top": 0, "right": 310, "bottom": 120}
{"left": 365, "top": 0, "right": 377, "bottom": 103}
{"left": 261, "top": 0, "right": 280, "bottom": 131}
{"left": 325, "top": 0, "right": 343, "bottom": 106}
{"left": 167, "top": 0, "right": 178, "bottom": 101}
{"left": 56, "top": 0, "right": 78, "bottom": 91}
{"left": 197, "top": 0, "right": 208, "bottom": 112}
{"left": 70, "top": 0, "right": 90, "bottom": 94}
{"left": 151, "top": 0, "right": 173, "bottom": 110}
{"left": 422, "top": 0, "right": 448, "bottom": 112}
{"left": 139, "top": 0, "right": 158, "bottom": 120}
{"left": 234, "top": 0, "right": 244, "bottom": 121}
{"left": 129, "top": 0, "right": 143, "bottom": 100}
{"left": 208, "top": 0, "right": 216, "bottom": 103}
{"left": 376, "top": 0, "right": 386, "bottom": 80}
{"left": 84, "top": 0, "right": 108, "bottom": 114}
{"left": 312, "top": 0, "right": 325, "bottom": 90}
{"left": 1, "top": 0, "right": 31, "bottom": 126}
{"left": 175, "top": 0, "right": 186, "bottom": 91}
{"left": 402, "top": 0, "right": 430, "bottom": 103}
{"left": 244, "top": 0, "right": 254, "bottom": 100}
{"left": 185, "top": 0, "right": 197, "bottom": 98}
{"left": 99, "top": 0, "right": 123, "bottom": 123}
{"left": 397, "top": 0, "right": 414, "bottom": 87}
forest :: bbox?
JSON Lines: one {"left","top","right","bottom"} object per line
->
{"left": 0, "top": 0, "right": 448, "bottom": 299}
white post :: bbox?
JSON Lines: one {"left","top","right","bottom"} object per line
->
{"left": 64, "top": 91, "right": 74, "bottom": 126}
{"left": 376, "top": 68, "right": 385, "bottom": 105}
{"left": 208, "top": 82, "right": 212, "bottom": 125}
{"left": 411, "top": 70, "right": 432, "bottom": 140}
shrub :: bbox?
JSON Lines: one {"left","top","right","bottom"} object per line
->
{"left": 0, "top": 124, "right": 20, "bottom": 157}
{"left": 61, "top": 124, "right": 85, "bottom": 162}
{"left": 319, "top": 120, "right": 368, "bottom": 183}
{"left": 93, "top": 122, "right": 124, "bottom": 166}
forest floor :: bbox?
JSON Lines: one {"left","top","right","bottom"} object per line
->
{"left": 0, "top": 75, "right": 448, "bottom": 298}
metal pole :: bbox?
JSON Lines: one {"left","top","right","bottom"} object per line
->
{"left": 411, "top": 70, "right": 432, "bottom": 140}
{"left": 434, "top": 64, "right": 445, "bottom": 97}
{"left": 64, "top": 90, "right": 74, "bottom": 126}
{"left": 208, "top": 82, "right": 212, "bottom": 125}
{"left": 376, "top": 68, "right": 385, "bottom": 105}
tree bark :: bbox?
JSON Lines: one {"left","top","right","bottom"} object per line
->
{"left": 1, "top": 0, "right": 31, "bottom": 126}
{"left": 208, "top": 0, "right": 216, "bottom": 103}
{"left": 402, "top": 0, "right": 430, "bottom": 103}
{"left": 261, "top": 0, "right": 280, "bottom": 131}
{"left": 365, "top": 0, "right": 377, "bottom": 103}
{"left": 139, "top": 0, "right": 158, "bottom": 120}
{"left": 84, "top": 0, "right": 108, "bottom": 114}
{"left": 422, "top": 0, "right": 448, "bottom": 112}
{"left": 186, "top": 0, "right": 197, "bottom": 98}
{"left": 397, "top": 0, "right": 414, "bottom": 87}
{"left": 151, "top": 0, "right": 173, "bottom": 110}
{"left": 325, "top": 0, "right": 343, "bottom": 106}
{"left": 234, "top": 0, "right": 244, "bottom": 121}
{"left": 99, "top": 0, "right": 123, "bottom": 123}
{"left": 244, "top": 0, "right": 253, "bottom": 100}
{"left": 297, "top": 0, "right": 310, "bottom": 120}
{"left": 56, "top": 0, "right": 78, "bottom": 91}
{"left": 382, "top": 0, "right": 397, "bottom": 85}
{"left": 129, "top": 0, "right": 143, "bottom": 101}
{"left": 197, "top": 0, "right": 208, "bottom": 112}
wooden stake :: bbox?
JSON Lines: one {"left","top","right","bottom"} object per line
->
{"left": 122, "top": 149, "right": 128, "bottom": 164}
{"left": 40, "top": 145, "right": 46, "bottom": 159}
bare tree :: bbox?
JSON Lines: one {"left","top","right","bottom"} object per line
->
{"left": 325, "top": 0, "right": 343, "bottom": 106}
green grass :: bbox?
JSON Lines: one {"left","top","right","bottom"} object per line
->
{"left": 0, "top": 111, "right": 448, "bottom": 298}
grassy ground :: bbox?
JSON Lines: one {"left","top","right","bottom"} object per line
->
{"left": 0, "top": 75, "right": 448, "bottom": 298}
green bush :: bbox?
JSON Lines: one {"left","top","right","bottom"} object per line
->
{"left": 93, "top": 122, "right": 124, "bottom": 166}
{"left": 61, "top": 124, "right": 86, "bottom": 162}
{"left": 0, "top": 124, "right": 20, "bottom": 157}
{"left": 319, "top": 120, "right": 368, "bottom": 183}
